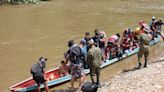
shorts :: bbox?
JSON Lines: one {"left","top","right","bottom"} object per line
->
{"left": 138, "top": 47, "right": 149, "bottom": 59}
{"left": 70, "top": 63, "right": 85, "bottom": 77}
{"left": 33, "top": 75, "right": 46, "bottom": 84}
{"left": 90, "top": 66, "right": 100, "bottom": 77}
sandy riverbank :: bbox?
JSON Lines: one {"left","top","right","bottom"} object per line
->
{"left": 98, "top": 52, "right": 164, "bottom": 92}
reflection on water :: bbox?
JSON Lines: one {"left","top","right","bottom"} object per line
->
{"left": 0, "top": 0, "right": 164, "bottom": 92}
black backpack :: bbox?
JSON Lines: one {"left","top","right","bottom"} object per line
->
{"left": 30, "top": 64, "right": 38, "bottom": 75}
{"left": 68, "top": 46, "right": 82, "bottom": 64}
{"left": 81, "top": 82, "right": 99, "bottom": 92}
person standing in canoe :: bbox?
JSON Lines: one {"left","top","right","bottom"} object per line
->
{"left": 87, "top": 39, "right": 104, "bottom": 85}
{"left": 65, "top": 40, "right": 86, "bottom": 91}
{"left": 82, "top": 32, "right": 92, "bottom": 52}
{"left": 155, "top": 18, "right": 164, "bottom": 40}
{"left": 30, "top": 57, "right": 50, "bottom": 92}
{"left": 133, "top": 27, "right": 153, "bottom": 68}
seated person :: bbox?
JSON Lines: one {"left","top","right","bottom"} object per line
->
{"left": 139, "top": 21, "right": 152, "bottom": 33}
{"left": 99, "top": 31, "right": 106, "bottom": 53}
{"left": 108, "top": 33, "right": 120, "bottom": 46}
{"left": 121, "top": 36, "right": 133, "bottom": 53}
{"left": 123, "top": 29, "right": 133, "bottom": 38}
{"left": 105, "top": 41, "right": 118, "bottom": 60}
{"left": 105, "top": 33, "right": 120, "bottom": 60}
{"left": 59, "top": 60, "right": 69, "bottom": 77}
{"left": 132, "top": 35, "right": 139, "bottom": 49}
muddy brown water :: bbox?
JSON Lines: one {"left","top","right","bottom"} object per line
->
{"left": 0, "top": 0, "right": 164, "bottom": 92}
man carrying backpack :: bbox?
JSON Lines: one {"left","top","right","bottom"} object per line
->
{"left": 31, "top": 57, "right": 50, "bottom": 92}
{"left": 134, "top": 27, "right": 152, "bottom": 68}
{"left": 65, "top": 40, "right": 86, "bottom": 91}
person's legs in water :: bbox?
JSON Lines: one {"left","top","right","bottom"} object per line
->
{"left": 43, "top": 81, "right": 50, "bottom": 92}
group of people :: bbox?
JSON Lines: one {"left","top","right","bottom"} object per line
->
{"left": 30, "top": 16, "right": 163, "bottom": 92}
{"left": 62, "top": 34, "right": 104, "bottom": 91}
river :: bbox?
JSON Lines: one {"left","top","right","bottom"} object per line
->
{"left": 0, "top": 0, "right": 164, "bottom": 92}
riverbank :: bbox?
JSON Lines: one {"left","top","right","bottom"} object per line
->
{"left": 98, "top": 52, "right": 164, "bottom": 92}
{"left": 1, "top": 0, "right": 164, "bottom": 91}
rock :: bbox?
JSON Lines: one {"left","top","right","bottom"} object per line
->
{"left": 98, "top": 52, "right": 164, "bottom": 92}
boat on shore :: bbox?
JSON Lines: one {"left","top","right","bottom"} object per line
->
{"left": 9, "top": 35, "right": 161, "bottom": 92}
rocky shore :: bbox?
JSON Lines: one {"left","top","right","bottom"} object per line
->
{"left": 98, "top": 52, "right": 164, "bottom": 92}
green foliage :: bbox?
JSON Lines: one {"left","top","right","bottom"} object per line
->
{"left": 5, "top": 0, "right": 40, "bottom": 4}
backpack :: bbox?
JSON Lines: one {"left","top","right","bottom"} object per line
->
{"left": 30, "top": 64, "right": 38, "bottom": 75}
{"left": 140, "top": 33, "right": 152, "bottom": 45}
{"left": 81, "top": 82, "right": 99, "bottom": 92}
{"left": 68, "top": 46, "right": 82, "bottom": 64}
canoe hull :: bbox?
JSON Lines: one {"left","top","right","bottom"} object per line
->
{"left": 9, "top": 35, "right": 161, "bottom": 92}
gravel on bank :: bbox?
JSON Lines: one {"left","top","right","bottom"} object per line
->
{"left": 98, "top": 53, "right": 164, "bottom": 92}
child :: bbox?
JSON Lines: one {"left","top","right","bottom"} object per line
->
{"left": 59, "top": 60, "right": 69, "bottom": 77}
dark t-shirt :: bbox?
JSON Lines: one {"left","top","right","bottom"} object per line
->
{"left": 33, "top": 61, "right": 46, "bottom": 77}
{"left": 84, "top": 37, "right": 91, "bottom": 51}
{"left": 155, "top": 21, "right": 164, "bottom": 31}
{"left": 92, "top": 36, "right": 105, "bottom": 48}
{"left": 92, "top": 36, "right": 100, "bottom": 47}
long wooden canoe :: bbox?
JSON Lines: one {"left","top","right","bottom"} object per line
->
{"left": 9, "top": 35, "right": 161, "bottom": 92}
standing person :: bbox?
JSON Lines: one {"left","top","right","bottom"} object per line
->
{"left": 87, "top": 39, "right": 103, "bottom": 85}
{"left": 92, "top": 29, "right": 101, "bottom": 47}
{"left": 149, "top": 17, "right": 158, "bottom": 38}
{"left": 92, "top": 29, "right": 106, "bottom": 52}
{"left": 99, "top": 31, "right": 106, "bottom": 53}
{"left": 80, "top": 38, "right": 89, "bottom": 69}
{"left": 133, "top": 27, "right": 152, "bottom": 68}
{"left": 82, "top": 32, "right": 92, "bottom": 52}
{"left": 30, "top": 57, "right": 50, "bottom": 92}
{"left": 64, "top": 40, "right": 77, "bottom": 64}
{"left": 156, "top": 19, "right": 164, "bottom": 40}
{"left": 65, "top": 40, "right": 86, "bottom": 91}
{"left": 149, "top": 16, "right": 157, "bottom": 32}
{"left": 106, "top": 33, "right": 121, "bottom": 59}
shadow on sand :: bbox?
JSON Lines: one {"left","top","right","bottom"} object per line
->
{"left": 122, "top": 66, "right": 141, "bottom": 73}
{"left": 51, "top": 87, "right": 79, "bottom": 92}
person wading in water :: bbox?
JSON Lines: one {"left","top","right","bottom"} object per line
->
{"left": 133, "top": 27, "right": 152, "bottom": 68}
